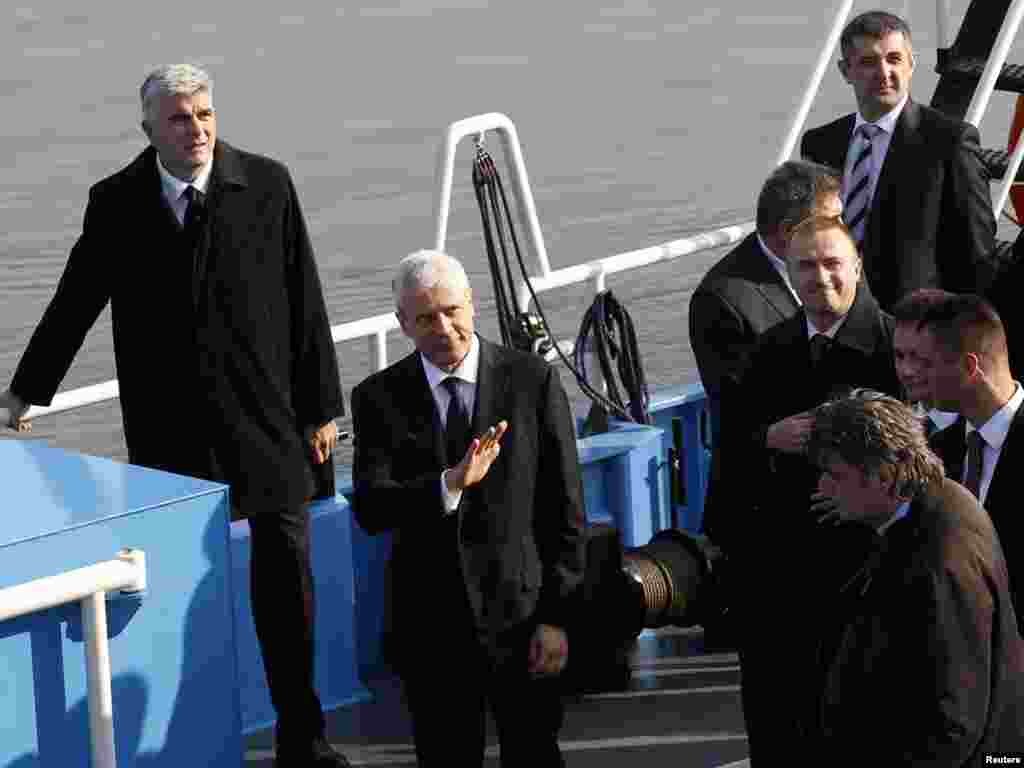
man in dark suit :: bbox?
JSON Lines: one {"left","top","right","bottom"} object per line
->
{"left": 351, "top": 250, "right": 586, "bottom": 767}
{"left": 719, "top": 217, "right": 900, "bottom": 764}
{"left": 689, "top": 160, "right": 840, "bottom": 552}
{"left": 0, "top": 64, "right": 349, "bottom": 766}
{"left": 916, "top": 294, "right": 1024, "bottom": 630}
{"left": 804, "top": 390, "right": 1024, "bottom": 763}
{"left": 800, "top": 10, "right": 995, "bottom": 311}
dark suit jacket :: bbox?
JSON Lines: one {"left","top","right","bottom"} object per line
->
{"left": 807, "top": 479, "right": 1024, "bottom": 764}
{"left": 10, "top": 142, "right": 343, "bottom": 509}
{"left": 688, "top": 232, "right": 801, "bottom": 544}
{"left": 930, "top": 411, "right": 1024, "bottom": 630}
{"left": 689, "top": 232, "right": 801, "bottom": 399}
{"left": 718, "top": 284, "right": 901, "bottom": 570}
{"left": 801, "top": 100, "right": 996, "bottom": 310}
{"left": 350, "top": 337, "right": 586, "bottom": 668}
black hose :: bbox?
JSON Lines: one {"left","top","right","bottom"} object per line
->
{"left": 471, "top": 147, "right": 649, "bottom": 423}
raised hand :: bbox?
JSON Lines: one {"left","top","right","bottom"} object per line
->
{"left": 445, "top": 420, "right": 509, "bottom": 492}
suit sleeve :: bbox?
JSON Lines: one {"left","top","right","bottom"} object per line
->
{"left": 689, "top": 287, "right": 754, "bottom": 398}
{"left": 10, "top": 188, "right": 113, "bottom": 405}
{"left": 939, "top": 123, "right": 996, "bottom": 296}
{"left": 532, "top": 365, "right": 586, "bottom": 627}
{"left": 283, "top": 169, "right": 344, "bottom": 429}
{"left": 351, "top": 381, "right": 444, "bottom": 535}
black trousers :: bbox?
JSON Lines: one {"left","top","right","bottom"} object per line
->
{"left": 247, "top": 505, "right": 325, "bottom": 746}
{"left": 402, "top": 621, "right": 566, "bottom": 768}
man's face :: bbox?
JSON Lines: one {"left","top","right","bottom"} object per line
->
{"left": 788, "top": 226, "right": 862, "bottom": 324}
{"left": 397, "top": 281, "right": 476, "bottom": 370}
{"left": 839, "top": 31, "right": 915, "bottom": 122}
{"left": 917, "top": 328, "right": 966, "bottom": 412}
{"left": 818, "top": 457, "right": 897, "bottom": 528}
{"left": 893, "top": 323, "right": 934, "bottom": 404}
{"left": 143, "top": 90, "right": 217, "bottom": 180}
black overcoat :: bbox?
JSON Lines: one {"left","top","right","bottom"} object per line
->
{"left": 11, "top": 141, "right": 343, "bottom": 509}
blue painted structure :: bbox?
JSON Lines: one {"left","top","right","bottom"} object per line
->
{"left": 0, "top": 384, "right": 712, "bottom": 763}
{"left": 230, "top": 495, "right": 371, "bottom": 734}
{"left": 0, "top": 440, "right": 241, "bottom": 768}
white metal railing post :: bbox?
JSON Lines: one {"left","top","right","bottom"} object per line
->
{"left": 964, "top": 0, "right": 1024, "bottom": 129}
{"left": 935, "top": 0, "right": 953, "bottom": 49}
{"left": 776, "top": 0, "right": 856, "bottom": 165}
{"left": 434, "top": 113, "right": 552, "bottom": 277}
{"left": 82, "top": 591, "right": 116, "bottom": 768}
{"left": 370, "top": 329, "right": 388, "bottom": 373}
{"left": 0, "top": 549, "right": 146, "bottom": 768}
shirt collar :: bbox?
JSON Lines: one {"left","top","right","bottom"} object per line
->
{"left": 805, "top": 313, "right": 845, "bottom": 339}
{"left": 877, "top": 500, "right": 910, "bottom": 535}
{"left": 156, "top": 152, "right": 213, "bottom": 202}
{"left": 420, "top": 334, "right": 481, "bottom": 391}
{"left": 969, "top": 381, "right": 1024, "bottom": 452}
{"left": 854, "top": 94, "right": 907, "bottom": 136}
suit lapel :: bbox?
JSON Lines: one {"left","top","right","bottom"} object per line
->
{"left": 864, "top": 101, "right": 920, "bottom": 264}
{"left": 985, "top": 405, "right": 1024, "bottom": 514}
{"left": 749, "top": 238, "right": 800, "bottom": 319}
{"left": 401, "top": 353, "right": 446, "bottom": 467}
{"left": 472, "top": 337, "right": 503, "bottom": 438}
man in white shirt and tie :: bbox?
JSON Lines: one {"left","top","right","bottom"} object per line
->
{"left": 801, "top": 10, "right": 995, "bottom": 311}
{"left": 918, "top": 293, "right": 1024, "bottom": 630}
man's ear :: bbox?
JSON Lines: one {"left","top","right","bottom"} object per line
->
{"left": 837, "top": 58, "right": 850, "bottom": 83}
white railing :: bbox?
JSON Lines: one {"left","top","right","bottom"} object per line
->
{"left": 0, "top": 549, "right": 147, "bottom": 768}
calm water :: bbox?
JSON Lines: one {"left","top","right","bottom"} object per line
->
{"left": 0, "top": 0, "right": 1014, "bottom": 461}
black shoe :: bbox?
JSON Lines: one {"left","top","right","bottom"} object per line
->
{"left": 274, "top": 737, "right": 352, "bottom": 767}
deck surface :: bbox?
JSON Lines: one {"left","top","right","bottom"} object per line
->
{"left": 245, "top": 627, "right": 749, "bottom": 767}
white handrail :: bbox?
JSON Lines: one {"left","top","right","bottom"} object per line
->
{"left": 964, "top": 0, "right": 1024, "bottom": 129}
{"left": 434, "top": 112, "right": 552, "bottom": 277}
{"left": 775, "top": 0, "right": 855, "bottom": 165}
{"left": 936, "top": 0, "right": 954, "bottom": 49}
{"left": 514, "top": 223, "right": 754, "bottom": 312}
{"left": 12, "top": 222, "right": 753, "bottom": 422}
{"left": 0, "top": 549, "right": 147, "bottom": 768}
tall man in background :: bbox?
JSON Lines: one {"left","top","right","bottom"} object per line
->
{"left": 801, "top": 10, "right": 995, "bottom": 310}
{"left": 0, "top": 64, "right": 349, "bottom": 767}
{"left": 351, "top": 250, "right": 585, "bottom": 767}
{"left": 689, "top": 160, "right": 841, "bottom": 560}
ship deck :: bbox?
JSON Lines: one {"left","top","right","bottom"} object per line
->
{"left": 244, "top": 627, "right": 749, "bottom": 767}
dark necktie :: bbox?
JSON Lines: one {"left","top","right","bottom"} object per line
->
{"left": 964, "top": 429, "right": 985, "bottom": 499}
{"left": 809, "top": 333, "right": 833, "bottom": 368}
{"left": 442, "top": 376, "right": 471, "bottom": 467}
{"left": 845, "top": 123, "right": 880, "bottom": 248}
{"left": 182, "top": 185, "right": 205, "bottom": 234}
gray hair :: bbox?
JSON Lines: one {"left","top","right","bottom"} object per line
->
{"left": 140, "top": 64, "right": 213, "bottom": 124}
{"left": 393, "top": 250, "right": 471, "bottom": 307}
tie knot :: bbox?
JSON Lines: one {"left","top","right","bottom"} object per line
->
{"left": 857, "top": 123, "right": 881, "bottom": 141}
{"left": 967, "top": 428, "right": 985, "bottom": 450}
{"left": 442, "top": 376, "right": 461, "bottom": 396}
{"left": 182, "top": 185, "right": 204, "bottom": 206}
{"left": 809, "top": 333, "right": 833, "bottom": 365}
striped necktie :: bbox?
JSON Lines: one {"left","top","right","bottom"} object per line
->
{"left": 964, "top": 428, "right": 985, "bottom": 500}
{"left": 844, "top": 124, "right": 880, "bottom": 248}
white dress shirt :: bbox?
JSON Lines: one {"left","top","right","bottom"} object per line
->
{"left": 805, "top": 314, "right": 846, "bottom": 340}
{"left": 756, "top": 233, "right": 801, "bottom": 306}
{"left": 843, "top": 95, "right": 908, "bottom": 210}
{"left": 965, "top": 382, "right": 1024, "bottom": 505}
{"left": 420, "top": 334, "right": 481, "bottom": 513}
{"left": 156, "top": 153, "right": 213, "bottom": 226}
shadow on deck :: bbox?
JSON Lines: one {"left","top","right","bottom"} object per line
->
{"left": 245, "top": 626, "right": 749, "bottom": 767}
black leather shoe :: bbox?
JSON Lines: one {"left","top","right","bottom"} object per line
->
{"left": 274, "top": 737, "right": 352, "bottom": 767}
